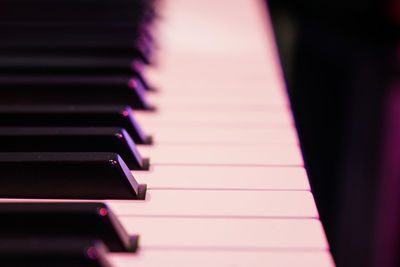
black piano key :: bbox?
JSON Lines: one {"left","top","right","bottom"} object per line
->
{"left": 0, "top": 23, "right": 145, "bottom": 36}
{"left": 0, "top": 237, "right": 112, "bottom": 267}
{"left": 0, "top": 45, "right": 151, "bottom": 64}
{"left": 0, "top": 105, "right": 152, "bottom": 145}
{"left": 0, "top": 0, "right": 156, "bottom": 23}
{"left": 0, "top": 56, "right": 153, "bottom": 86}
{"left": 0, "top": 27, "right": 153, "bottom": 64}
{"left": 0, "top": 0, "right": 157, "bottom": 63}
{"left": 0, "top": 152, "right": 147, "bottom": 199}
{"left": 0, "top": 23, "right": 152, "bottom": 40}
{"left": 135, "top": 68, "right": 155, "bottom": 91}
{"left": 0, "top": 75, "right": 153, "bottom": 110}
{"left": 0, "top": 127, "right": 149, "bottom": 170}
{"left": 0, "top": 36, "right": 153, "bottom": 65}
{"left": 0, "top": 56, "right": 136, "bottom": 74}
{"left": 0, "top": 202, "right": 138, "bottom": 252}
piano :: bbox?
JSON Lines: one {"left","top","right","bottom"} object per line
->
{"left": 0, "top": 0, "right": 335, "bottom": 266}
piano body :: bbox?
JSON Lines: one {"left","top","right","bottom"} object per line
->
{"left": 0, "top": 0, "right": 342, "bottom": 265}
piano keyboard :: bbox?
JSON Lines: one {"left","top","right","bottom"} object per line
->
{"left": 0, "top": 0, "right": 335, "bottom": 266}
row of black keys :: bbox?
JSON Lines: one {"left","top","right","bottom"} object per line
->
{"left": 0, "top": 106, "right": 150, "bottom": 266}
{"left": 0, "top": 105, "right": 152, "bottom": 199}
{"left": 1, "top": 0, "right": 157, "bottom": 265}
{"left": 0, "top": 105, "right": 152, "bottom": 267}
{"left": 0, "top": 0, "right": 156, "bottom": 63}
{"left": 0, "top": 108, "right": 152, "bottom": 265}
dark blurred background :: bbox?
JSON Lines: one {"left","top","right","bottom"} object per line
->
{"left": 266, "top": 0, "right": 400, "bottom": 266}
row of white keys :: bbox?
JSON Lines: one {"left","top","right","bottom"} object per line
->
{"left": 108, "top": 0, "right": 334, "bottom": 266}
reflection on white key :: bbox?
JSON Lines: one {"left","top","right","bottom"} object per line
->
{"left": 119, "top": 217, "right": 329, "bottom": 249}
{"left": 144, "top": 126, "right": 299, "bottom": 145}
{"left": 138, "top": 144, "right": 304, "bottom": 166}
{"left": 134, "top": 165, "right": 310, "bottom": 190}
{"left": 109, "top": 250, "right": 335, "bottom": 267}
{"left": 106, "top": 190, "right": 318, "bottom": 218}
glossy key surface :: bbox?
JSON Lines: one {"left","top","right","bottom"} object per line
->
{"left": 0, "top": 127, "right": 148, "bottom": 170}
{"left": 0, "top": 152, "right": 146, "bottom": 199}
{"left": 0, "top": 75, "right": 151, "bottom": 110}
{"left": 0, "top": 237, "right": 112, "bottom": 267}
{"left": 0, "top": 202, "right": 138, "bottom": 252}
{"left": 0, "top": 105, "right": 151, "bottom": 144}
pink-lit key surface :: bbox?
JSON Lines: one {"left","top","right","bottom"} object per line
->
{"left": 134, "top": 165, "right": 310, "bottom": 190}
{"left": 1, "top": 0, "right": 334, "bottom": 265}
{"left": 106, "top": 190, "right": 319, "bottom": 218}
{"left": 119, "top": 217, "right": 329, "bottom": 250}
{"left": 134, "top": 109, "right": 295, "bottom": 128}
{"left": 140, "top": 126, "right": 300, "bottom": 145}
{"left": 138, "top": 143, "right": 304, "bottom": 166}
{"left": 109, "top": 251, "right": 334, "bottom": 267}
{"left": 147, "top": 93, "right": 291, "bottom": 111}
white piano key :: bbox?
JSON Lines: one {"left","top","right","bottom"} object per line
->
{"left": 147, "top": 94, "right": 290, "bottom": 111}
{"left": 159, "top": 1, "right": 277, "bottom": 60}
{"left": 147, "top": 93, "right": 290, "bottom": 110}
{"left": 154, "top": 78, "right": 288, "bottom": 96}
{"left": 106, "top": 190, "right": 318, "bottom": 218}
{"left": 108, "top": 250, "right": 335, "bottom": 267}
{"left": 134, "top": 165, "right": 310, "bottom": 190}
{"left": 134, "top": 109, "right": 294, "bottom": 128}
{"left": 119, "top": 217, "right": 329, "bottom": 250}
{"left": 138, "top": 144, "right": 304, "bottom": 166}
{"left": 146, "top": 126, "right": 299, "bottom": 145}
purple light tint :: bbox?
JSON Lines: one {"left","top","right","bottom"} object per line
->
{"left": 388, "top": 0, "right": 400, "bottom": 27}
{"left": 114, "top": 133, "right": 123, "bottom": 139}
{"left": 131, "top": 60, "right": 144, "bottom": 73}
{"left": 98, "top": 208, "right": 108, "bottom": 217}
{"left": 122, "top": 110, "right": 129, "bottom": 117}
{"left": 109, "top": 159, "right": 118, "bottom": 166}
{"left": 127, "top": 77, "right": 148, "bottom": 109}
{"left": 86, "top": 246, "right": 99, "bottom": 260}
{"left": 373, "top": 83, "right": 400, "bottom": 267}
{"left": 397, "top": 43, "right": 400, "bottom": 64}
{"left": 127, "top": 78, "right": 138, "bottom": 89}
